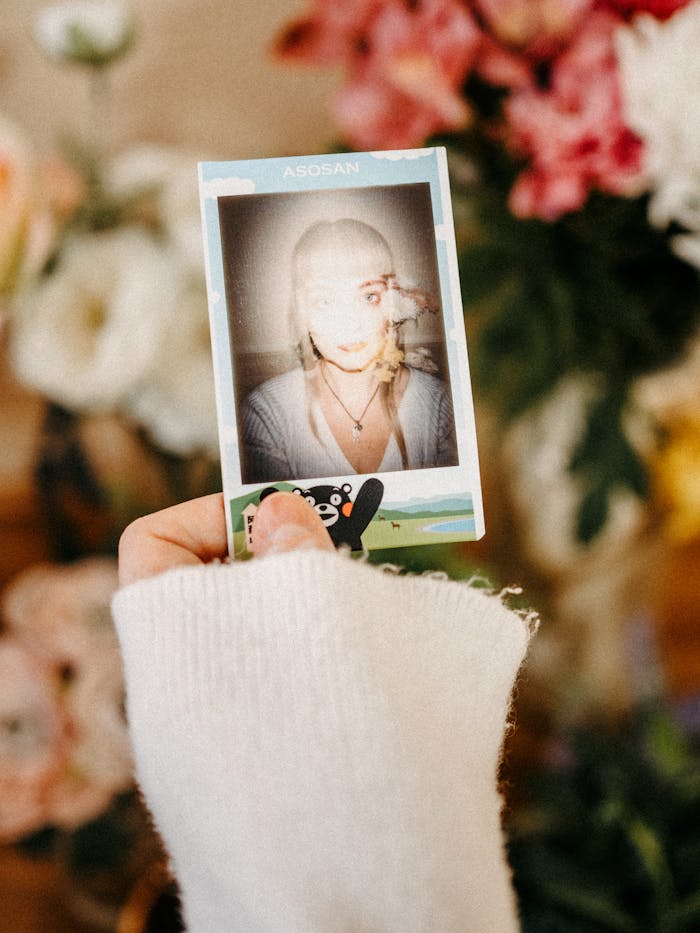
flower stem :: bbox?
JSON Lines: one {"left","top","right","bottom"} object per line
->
{"left": 88, "top": 66, "right": 110, "bottom": 188}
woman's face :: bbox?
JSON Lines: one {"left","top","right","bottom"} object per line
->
{"left": 299, "top": 268, "right": 391, "bottom": 372}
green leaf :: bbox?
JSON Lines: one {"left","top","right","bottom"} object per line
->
{"left": 458, "top": 240, "right": 511, "bottom": 296}
{"left": 644, "top": 711, "right": 693, "bottom": 781}
{"left": 575, "top": 481, "right": 610, "bottom": 543}
{"left": 536, "top": 879, "right": 636, "bottom": 932}
{"left": 664, "top": 892, "right": 700, "bottom": 930}
{"left": 624, "top": 816, "right": 675, "bottom": 907}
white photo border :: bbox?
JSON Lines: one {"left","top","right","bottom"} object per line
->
{"left": 199, "top": 147, "right": 484, "bottom": 557}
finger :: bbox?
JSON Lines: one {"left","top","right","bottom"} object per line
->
{"left": 118, "top": 493, "right": 228, "bottom": 587}
{"left": 251, "top": 491, "right": 334, "bottom": 557}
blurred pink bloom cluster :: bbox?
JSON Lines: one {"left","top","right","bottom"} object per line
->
{"left": 606, "top": 0, "right": 689, "bottom": 17}
{"left": 0, "top": 559, "right": 132, "bottom": 843}
{"left": 275, "top": 0, "right": 693, "bottom": 220}
{"left": 504, "top": 9, "right": 643, "bottom": 219}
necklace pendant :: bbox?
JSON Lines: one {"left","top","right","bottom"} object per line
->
{"left": 352, "top": 422, "right": 362, "bottom": 443}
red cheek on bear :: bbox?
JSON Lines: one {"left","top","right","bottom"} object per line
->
{"left": 342, "top": 502, "right": 353, "bottom": 517}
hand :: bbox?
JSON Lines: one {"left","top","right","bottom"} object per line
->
{"left": 118, "top": 491, "right": 334, "bottom": 587}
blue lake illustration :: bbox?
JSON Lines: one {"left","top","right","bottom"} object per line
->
{"left": 422, "top": 518, "right": 476, "bottom": 534}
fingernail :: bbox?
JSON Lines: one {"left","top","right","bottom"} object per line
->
{"left": 254, "top": 522, "right": 330, "bottom": 557}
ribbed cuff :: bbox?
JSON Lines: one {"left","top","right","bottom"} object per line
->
{"left": 113, "top": 550, "right": 530, "bottom": 932}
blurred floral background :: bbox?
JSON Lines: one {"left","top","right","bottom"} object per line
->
{"left": 1, "top": 1, "right": 699, "bottom": 931}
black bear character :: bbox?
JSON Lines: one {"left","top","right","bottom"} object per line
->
{"left": 291, "top": 478, "right": 384, "bottom": 550}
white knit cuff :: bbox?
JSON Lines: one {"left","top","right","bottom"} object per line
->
{"left": 113, "top": 550, "right": 530, "bottom": 932}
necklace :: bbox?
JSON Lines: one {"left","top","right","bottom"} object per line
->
{"left": 320, "top": 363, "right": 381, "bottom": 443}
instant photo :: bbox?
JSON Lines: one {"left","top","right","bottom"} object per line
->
{"left": 199, "top": 148, "right": 484, "bottom": 556}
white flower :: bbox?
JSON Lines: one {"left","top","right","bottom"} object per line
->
{"left": 34, "top": 1, "right": 134, "bottom": 67}
{"left": 503, "top": 377, "right": 645, "bottom": 575}
{"left": 101, "top": 152, "right": 216, "bottom": 455}
{"left": 632, "top": 326, "right": 700, "bottom": 419}
{"left": 127, "top": 275, "right": 219, "bottom": 457}
{"left": 105, "top": 143, "right": 175, "bottom": 195}
{"left": 615, "top": 3, "right": 700, "bottom": 254}
{"left": 670, "top": 231, "right": 700, "bottom": 271}
{"left": 10, "top": 227, "right": 180, "bottom": 412}
{"left": 161, "top": 162, "right": 206, "bottom": 275}
{"left": 106, "top": 144, "right": 204, "bottom": 274}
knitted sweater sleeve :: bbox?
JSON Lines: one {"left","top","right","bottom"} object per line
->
{"left": 240, "top": 384, "right": 293, "bottom": 484}
{"left": 112, "top": 549, "right": 530, "bottom": 933}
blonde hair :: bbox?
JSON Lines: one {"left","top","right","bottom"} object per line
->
{"left": 291, "top": 218, "right": 409, "bottom": 469}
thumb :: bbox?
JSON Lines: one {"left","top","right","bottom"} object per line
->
{"left": 251, "top": 491, "right": 334, "bottom": 557}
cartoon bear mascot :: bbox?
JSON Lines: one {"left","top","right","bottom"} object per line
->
{"left": 259, "top": 478, "right": 383, "bottom": 550}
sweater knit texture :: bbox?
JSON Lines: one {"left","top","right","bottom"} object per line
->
{"left": 113, "top": 549, "right": 529, "bottom": 932}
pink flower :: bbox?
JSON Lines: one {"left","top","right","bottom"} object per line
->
{"left": 473, "top": 0, "right": 593, "bottom": 60}
{"left": 332, "top": 0, "right": 481, "bottom": 149}
{"left": 275, "top": 0, "right": 481, "bottom": 148}
{"left": 474, "top": 35, "right": 536, "bottom": 89}
{"left": 603, "top": 0, "right": 692, "bottom": 20}
{"left": 471, "top": 1, "right": 595, "bottom": 92}
{"left": 274, "top": 0, "right": 383, "bottom": 65}
{"left": 504, "top": 10, "right": 644, "bottom": 219}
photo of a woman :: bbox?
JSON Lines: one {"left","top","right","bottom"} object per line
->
{"left": 240, "top": 216, "right": 458, "bottom": 483}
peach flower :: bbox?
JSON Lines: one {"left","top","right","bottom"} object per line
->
{"left": 0, "top": 558, "right": 132, "bottom": 841}
{"left": 0, "top": 116, "right": 60, "bottom": 304}
{"left": 2, "top": 559, "right": 119, "bottom": 667}
{"left": 0, "top": 117, "right": 32, "bottom": 297}
{"left": 64, "top": 651, "right": 132, "bottom": 790}
{"left": 0, "top": 116, "right": 84, "bottom": 321}
{"left": 0, "top": 640, "right": 65, "bottom": 842}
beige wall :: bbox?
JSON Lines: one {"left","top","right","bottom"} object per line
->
{"left": 0, "top": 0, "right": 337, "bottom": 158}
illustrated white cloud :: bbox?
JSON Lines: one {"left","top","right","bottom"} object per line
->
{"left": 201, "top": 177, "right": 255, "bottom": 199}
{"left": 370, "top": 148, "right": 434, "bottom": 161}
